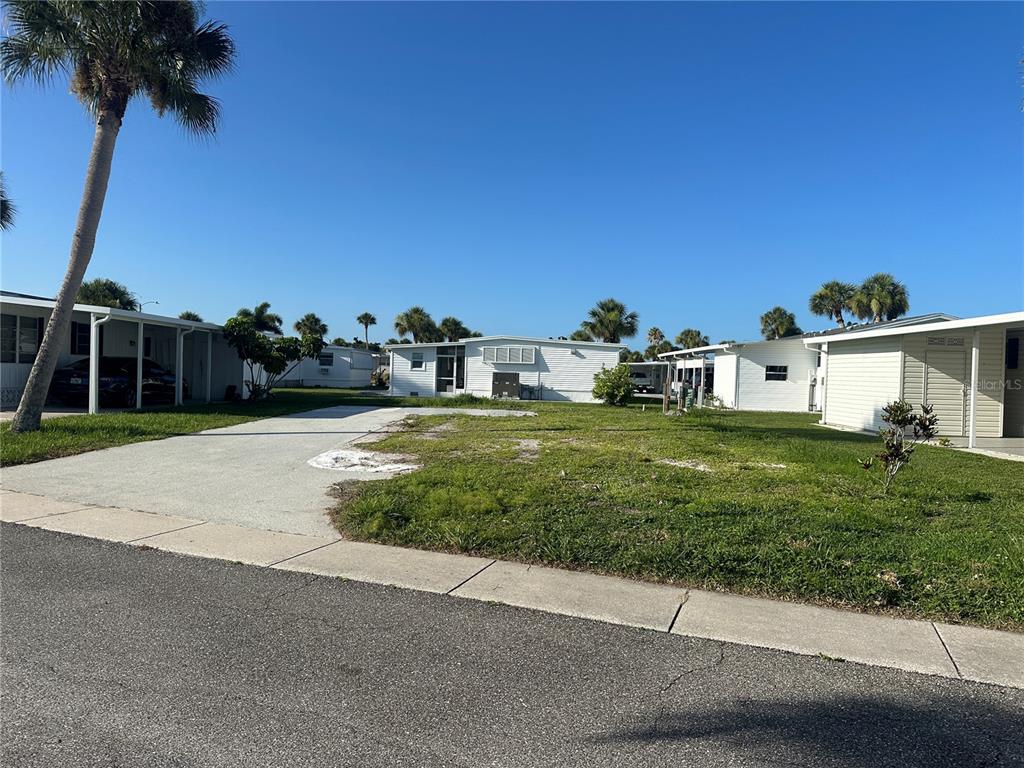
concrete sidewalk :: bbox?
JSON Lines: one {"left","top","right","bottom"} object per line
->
{"left": 3, "top": 489, "right": 1020, "bottom": 690}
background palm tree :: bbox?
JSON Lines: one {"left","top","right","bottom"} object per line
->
{"left": 178, "top": 310, "right": 203, "bottom": 322}
{"left": 356, "top": 312, "right": 377, "bottom": 349}
{"left": 578, "top": 298, "right": 639, "bottom": 343}
{"left": 439, "top": 316, "right": 471, "bottom": 342}
{"left": 394, "top": 306, "right": 441, "bottom": 343}
{"left": 0, "top": 172, "right": 15, "bottom": 230}
{"left": 646, "top": 327, "right": 665, "bottom": 345}
{"left": 848, "top": 273, "right": 909, "bottom": 323}
{"left": 293, "top": 312, "right": 328, "bottom": 339}
{"left": 236, "top": 302, "right": 283, "bottom": 334}
{"left": 644, "top": 340, "right": 673, "bottom": 360}
{"left": 76, "top": 278, "right": 139, "bottom": 310}
{"left": 674, "top": 328, "right": 709, "bottom": 349}
{"left": 4, "top": 0, "right": 235, "bottom": 432}
{"left": 809, "top": 280, "right": 856, "bottom": 328}
{"left": 760, "top": 306, "right": 802, "bottom": 340}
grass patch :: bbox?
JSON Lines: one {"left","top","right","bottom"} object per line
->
{"left": 330, "top": 405, "right": 1024, "bottom": 630}
{"left": 0, "top": 388, "right": 525, "bottom": 466}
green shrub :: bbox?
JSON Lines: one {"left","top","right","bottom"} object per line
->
{"left": 593, "top": 363, "right": 634, "bottom": 406}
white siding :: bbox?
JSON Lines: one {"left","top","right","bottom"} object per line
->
{"left": 464, "top": 339, "right": 618, "bottom": 402}
{"left": 283, "top": 347, "right": 374, "bottom": 388}
{"left": 712, "top": 353, "right": 738, "bottom": 408}
{"left": 390, "top": 346, "right": 436, "bottom": 397}
{"left": 823, "top": 338, "right": 902, "bottom": 431}
{"left": 734, "top": 339, "right": 818, "bottom": 412}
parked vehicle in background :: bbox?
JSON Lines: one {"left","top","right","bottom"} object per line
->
{"left": 630, "top": 369, "right": 656, "bottom": 393}
{"left": 48, "top": 357, "right": 185, "bottom": 407}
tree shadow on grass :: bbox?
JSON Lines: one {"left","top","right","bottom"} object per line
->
{"left": 596, "top": 692, "right": 1024, "bottom": 767}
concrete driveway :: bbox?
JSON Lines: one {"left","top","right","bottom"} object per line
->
{"left": 1, "top": 405, "right": 522, "bottom": 538}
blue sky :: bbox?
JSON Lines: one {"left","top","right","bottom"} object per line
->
{"left": 3, "top": 1, "right": 1021, "bottom": 349}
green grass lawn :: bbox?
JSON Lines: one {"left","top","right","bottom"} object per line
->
{"left": 331, "top": 404, "right": 1024, "bottom": 630}
{"left": 0, "top": 388, "right": 517, "bottom": 466}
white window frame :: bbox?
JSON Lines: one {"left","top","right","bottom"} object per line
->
{"left": 410, "top": 352, "right": 425, "bottom": 369}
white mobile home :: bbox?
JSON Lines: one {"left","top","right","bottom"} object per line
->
{"left": 662, "top": 337, "right": 820, "bottom": 412}
{"left": 806, "top": 312, "right": 1024, "bottom": 445}
{"left": 276, "top": 344, "right": 375, "bottom": 389}
{"left": 1, "top": 291, "right": 243, "bottom": 413}
{"left": 387, "top": 336, "right": 623, "bottom": 402}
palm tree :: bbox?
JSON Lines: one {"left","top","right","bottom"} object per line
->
{"left": 178, "top": 310, "right": 203, "bottom": 322}
{"left": 579, "top": 298, "right": 639, "bottom": 343}
{"left": 76, "top": 278, "right": 139, "bottom": 310}
{"left": 294, "top": 312, "right": 327, "bottom": 339}
{"left": 0, "top": 172, "right": 15, "bottom": 230}
{"left": 394, "top": 306, "right": 441, "bottom": 342}
{"left": 809, "top": 280, "right": 856, "bottom": 328}
{"left": 236, "top": 302, "right": 283, "bottom": 334}
{"left": 760, "top": 306, "right": 802, "bottom": 340}
{"left": 620, "top": 349, "right": 645, "bottom": 363}
{"left": 646, "top": 327, "right": 665, "bottom": 345}
{"left": 4, "top": 1, "right": 235, "bottom": 433}
{"left": 569, "top": 329, "right": 594, "bottom": 342}
{"left": 356, "top": 312, "right": 376, "bottom": 350}
{"left": 848, "top": 273, "right": 909, "bottom": 323}
{"left": 644, "top": 340, "right": 673, "bottom": 360}
{"left": 674, "top": 328, "right": 709, "bottom": 349}
{"left": 439, "top": 316, "right": 471, "bottom": 342}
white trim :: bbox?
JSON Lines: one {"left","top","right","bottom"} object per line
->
{"left": 387, "top": 335, "right": 625, "bottom": 351}
{"left": 136, "top": 320, "right": 144, "bottom": 410}
{"left": 969, "top": 329, "right": 980, "bottom": 448}
{"left": 806, "top": 312, "right": 1024, "bottom": 345}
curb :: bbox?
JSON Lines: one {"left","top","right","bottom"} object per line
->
{"left": 2, "top": 489, "right": 1021, "bottom": 690}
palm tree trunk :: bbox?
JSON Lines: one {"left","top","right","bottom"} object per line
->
{"left": 10, "top": 111, "right": 122, "bottom": 433}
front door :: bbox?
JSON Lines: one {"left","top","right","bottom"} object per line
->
{"left": 925, "top": 350, "right": 966, "bottom": 436}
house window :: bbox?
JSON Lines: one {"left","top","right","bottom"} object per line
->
{"left": 70, "top": 321, "right": 90, "bottom": 355}
{"left": 318, "top": 351, "right": 334, "bottom": 367}
{"left": 482, "top": 346, "right": 536, "bottom": 364}
{"left": 1, "top": 314, "right": 15, "bottom": 363}
{"left": 411, "top": 352, "right": 424, "bottom": 369}
{"left": 765, "top": 365, "right": 788, "bottom": 381}
{"left": 16, "top": 316, "right": 42, "bottom": 364}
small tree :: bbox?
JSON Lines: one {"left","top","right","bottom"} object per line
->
{"left": 224, "top": 316, "right": 325, "bottom": 400}
{"left": 593, "top": 363, "right": 634, "bottom": 406}
{"left": 860, "top": 400, "right": 938, "bottom": 494}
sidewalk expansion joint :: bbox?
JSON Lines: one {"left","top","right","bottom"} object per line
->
{"left": 666, "top": 590, "right": 689, "bottom": 633}
{"left": 932, "top": 622, "right": 963, "bottom": 679}
{"left": 446, "top": 559, "right": 497, "bottom": 595}
{"left": 126, "top": 520, "right": 207, "bottom": 544}
{"left": 266, "top": 538, "right": 342, "bottom": 568}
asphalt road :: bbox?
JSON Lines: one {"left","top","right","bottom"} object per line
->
{"left": 3, "top": 524, "right": 1022, "bottom": 768}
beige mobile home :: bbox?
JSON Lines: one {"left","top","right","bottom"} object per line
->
{"left": 806, "top": 312, "right": 1024, "bottom": 446}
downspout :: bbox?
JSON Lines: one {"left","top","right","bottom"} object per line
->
{"left": 88, "top": 313, "right": 113, "bottom": 415}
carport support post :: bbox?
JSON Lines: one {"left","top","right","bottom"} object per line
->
{"left": 662, "top": 365, "right": 671, "bottom": 414}
{"left": 205, "top": 331, "right": 213, "bottom": 403}
{"left": 968, "top": 328, "right": 980, "bottom": 449}
{"left": 135, "top": 321, "right": 144, "bottom": 410}
{"left": 88, "top": 313, "right": 112, "bottom": 415}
